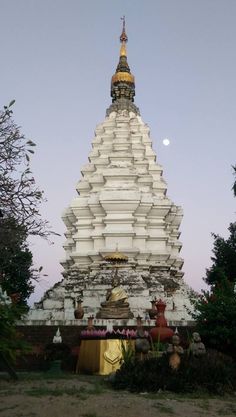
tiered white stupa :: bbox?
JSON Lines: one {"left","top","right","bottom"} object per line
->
{"left": 27, "top": 21, "right": 193, "bottom": 325}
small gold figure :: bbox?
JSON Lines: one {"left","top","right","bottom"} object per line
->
{"left": 167, "top": 334, "right": 184, "bottom": 370}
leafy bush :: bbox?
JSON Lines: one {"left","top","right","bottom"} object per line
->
{"left": 0, "top": 302, "right": 30, "bottom": 362}
{"left": 112, "top": 350, "right": 236, "bottom": 395}
{"left": 192, "top": 278, "right": 236, "bottom": 359}
{"left": 120, "top": 339, "right": 135, "bottom": 366}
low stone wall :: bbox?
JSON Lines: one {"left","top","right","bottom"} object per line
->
{"left": 1, "top": 324, "right": 195, "bottom": 372}
{"left": 3, "top": 326, "right": 83, "bottom": 372}
{"left": 17, "top": 325, "right": 82, "bottom": 346}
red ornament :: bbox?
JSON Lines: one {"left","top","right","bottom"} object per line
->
{"left": 150, "top": 299, "right": 174, "bottom": 342}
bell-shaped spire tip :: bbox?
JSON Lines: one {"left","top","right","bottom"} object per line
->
{"left": 120, "top": 16, "right": 128, "bottom": 43}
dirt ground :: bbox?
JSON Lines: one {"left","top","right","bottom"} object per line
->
{"left": 0, "top": 373, "right": 236, "bottom": 417}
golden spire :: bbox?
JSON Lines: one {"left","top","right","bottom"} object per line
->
{"left": 110, "top": 17, "right": 135, "bottom": 103}
{"left": 107, "top": 17, "right": 140, "bottom": 116}
{"left": 120, "top": 16, "right": 128, "bottom": 57}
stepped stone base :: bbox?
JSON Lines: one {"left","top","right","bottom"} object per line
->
{"left": 96, "top": 304, "right": 134, "bottom": 319}
{"left": 25, "top": 268, "right": 194, "bottom": 325}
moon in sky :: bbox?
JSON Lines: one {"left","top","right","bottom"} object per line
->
{"left": 162, "top": 138, "right": 170, "bottom": 146}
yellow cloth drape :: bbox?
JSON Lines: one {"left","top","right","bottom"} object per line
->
{"left": 77, "top": 339, "right": 134, "bottom": 375}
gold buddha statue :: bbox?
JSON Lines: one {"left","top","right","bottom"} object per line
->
{"left": 104, "top": 278, "right": 128, "bottom": 305}
{"left": 97, "top": 278, "right": 133, "bottom": 319}
{"left": 96, "top": 248, "right": 133, "bottom": 319}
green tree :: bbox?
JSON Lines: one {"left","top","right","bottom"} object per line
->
{"left": 205, "top": 222, "right": 236, "bottom": 286}
{"left": 0, "top": 100, "right": 48, "bottom": 236}
{"left": 0, "top": 290, "right": 30, "bottom": 378}
{"left": 0, "top": 101, "right": 52, "bottom": 374}
{"left": 0, "top": 217, "right": 34, "bottom": 305}
{"left": 193, "top": 167, "right": 236, "bottom": 358}
{"left": 192, "top": 277, "right": 236, "bottom": 358}
{"left": 0, "top": 101, "right": 54, "bottom": 304}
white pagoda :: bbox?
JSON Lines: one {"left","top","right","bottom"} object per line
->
{"left": 27, "top": 21, "right": 193, "bottom": 326}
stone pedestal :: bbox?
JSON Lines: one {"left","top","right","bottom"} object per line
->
{"left": 96, "top": 302, "right": 134, "bottom": 319}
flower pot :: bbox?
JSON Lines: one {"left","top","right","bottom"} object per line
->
{"left": 74, "top": 300, "right": 84, "bottom": 319}
{"left": 148, "top": 300, "right": 157, "bottom": 319}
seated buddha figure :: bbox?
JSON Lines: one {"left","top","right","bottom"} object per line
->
{"left": 102, "top": 278, "right": 129, "bottom": 306}
{"left": 98, "top": 278, "right": 133, "bottom": 319}
{"left": 189, "top": 332, "right": 206, "bottom": 357}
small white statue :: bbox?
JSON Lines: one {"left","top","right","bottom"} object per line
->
{"left": 53, "top": 328, "right": 62, "bottom": 344}
{"left": 0, "top": 286, "right": 11, "bottom": 305}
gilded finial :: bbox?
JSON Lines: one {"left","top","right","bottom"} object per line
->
{"left": 120, "top": 16, "right": 128, "bottom": 43}
{"left": 106, "top": 17, "right": 140, "bottom": 115}
{"left": 120, "top": 16, "right": 128, "bottom": 57}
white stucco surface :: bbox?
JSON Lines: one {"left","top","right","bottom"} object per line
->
{"left": 26, "top": 110, "right": 194, "bottom": 325}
